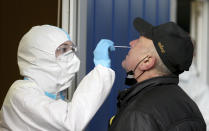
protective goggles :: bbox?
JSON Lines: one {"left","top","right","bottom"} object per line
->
{"left": 55, "top": 41, "right": 77, "bottom": 57}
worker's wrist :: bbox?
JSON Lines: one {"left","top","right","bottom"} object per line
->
{"left": 93, "top": 59, "right": 111, "bottom": 68}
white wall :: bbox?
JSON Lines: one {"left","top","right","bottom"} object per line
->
{"left": 170, "top": 0, "right": 209, "bottom": 85}
{"left": 170, "top": 0, "right": 177, "bottom": 22}
{"left": 208, "top": 0, "right": 209, "bottom": 85}
{"left": 190, "top": 0, "right": 209, "bottom": 85}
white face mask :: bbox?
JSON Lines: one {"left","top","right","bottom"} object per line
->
{"left": 56, "top": 51, "right": 80, "bottom": 92}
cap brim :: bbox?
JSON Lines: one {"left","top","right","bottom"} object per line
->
{"left": 133, "top": 17, "right": 153, "bottom": 39}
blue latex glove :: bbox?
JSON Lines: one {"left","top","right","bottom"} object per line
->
{"left": 93, "top": 39, "right": 115, "bottom": 68}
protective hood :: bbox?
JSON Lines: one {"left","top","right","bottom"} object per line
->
{"left": 18, "top": 25, "right": 80, "bottom": 94}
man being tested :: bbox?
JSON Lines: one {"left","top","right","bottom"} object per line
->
{"left": 108, "top": 17, "right": 206, "bottom": 131}
{"left": 0, "top": 25, "right": 115, "bottom": 131}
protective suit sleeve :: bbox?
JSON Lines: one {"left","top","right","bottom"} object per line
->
{"left": 0, "top": 65, "right": 115, "bottom": 131}
{"left": 93, "top": 39, "right": 115, "bottom": 68}
{"left": 65, "top": 65, "right": 115, "bottom": 130}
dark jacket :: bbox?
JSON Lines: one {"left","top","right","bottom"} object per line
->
{"left": 108, "top": 76, "right": 206, "bottom": 131}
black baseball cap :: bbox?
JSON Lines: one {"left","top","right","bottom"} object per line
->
{"left": 133, "top": 17, "right": 193, "bottom": 75}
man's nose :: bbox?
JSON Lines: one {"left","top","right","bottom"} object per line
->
{"left": 129, "top": 40, "right": 136, "bottom": 47}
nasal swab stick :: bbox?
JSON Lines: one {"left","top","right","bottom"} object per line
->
{"left": 114, "top": 46, "right": 130, "bottom": 48}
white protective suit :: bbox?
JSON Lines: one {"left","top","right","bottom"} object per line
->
{"left": 179, "top": 64, "right": 209, "bottom": 131}
{"left": 0, "top": 25, "right": 115, "bottom": 131}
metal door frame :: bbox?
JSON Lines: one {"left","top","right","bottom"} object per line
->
{"left": 61, "top": 0, "right": 88, "bottom": 99}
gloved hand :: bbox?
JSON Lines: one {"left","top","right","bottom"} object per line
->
{"left": 93, "top": 39, "right": 115, "bottom": 68}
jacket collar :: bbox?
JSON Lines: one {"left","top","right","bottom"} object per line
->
{"left": 117, "top": 75, "right": 179, "bottom": 109}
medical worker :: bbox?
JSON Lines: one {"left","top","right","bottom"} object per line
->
{"left": 0, "top": 25, "right": 115, "bottom": 131}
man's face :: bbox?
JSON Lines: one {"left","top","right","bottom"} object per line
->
{"left": 122, "top": 36, "right": 152, "bottom": 71}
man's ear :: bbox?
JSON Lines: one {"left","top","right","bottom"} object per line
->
{"left": 139, "top": 56, "right": 156, "bottom": 71}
